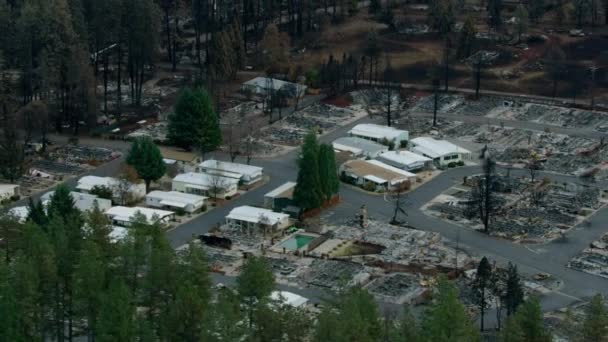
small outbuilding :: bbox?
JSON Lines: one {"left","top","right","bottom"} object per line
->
{"left": 172, "top": 172, "right": 239, "bottom": 199}
{"left": 340, "top": 159, "right": 416, "bottom": 192}
{"left": 376, "top": 150, "right": 433, "bottom": 171}
{"left": 145, "top": 190, "right": 207, "bottom": 213}
{"left": 225, "top": 205, "right": 291, "bottom": 231}
{"left": 332, "top": 137, "right": 389, "bottom": 158}
{"left": 199, "top": 160, "right": 263, "bottom": 185}
{"left": 264, "top": 181, "right": 296, "bottom": 211}
{"left": 105, "top": 206, "right": 175, "bottom": 227}
{"left": 409, "top": 137, "right": 471, "bottom": 167}
{"left": 348, "top": 124, "right": 409, "bottom": 148}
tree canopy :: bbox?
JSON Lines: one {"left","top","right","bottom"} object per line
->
{"left": 126, "top": 136, "right": 166, "bottom": 192}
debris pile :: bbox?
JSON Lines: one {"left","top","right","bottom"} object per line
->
{"left": 301, "top": 259, "right": 366, "bottom": 290}
{"left": 366, "top": 273, "right": 426, "bottom": 304}
{"left": 568, "top": 233, "right": 608, "bottom": 279}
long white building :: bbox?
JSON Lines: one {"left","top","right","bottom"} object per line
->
{"left": 226, "top": 206, "right": 291, "bottom": 231}
{"left": 172, "top": 172, "right": 239, "bottom": 199}
{"left": 348, "top": 124, "right": 409, "bottom": 148}
{"left": 41, "top": 190, "right": 112, "bottom": 213}
{"left": 409, "top": 137, "right": 471, "bottom": 167}
{"left": 105, "top": 206, "right": 174, "bottom": 227}
{"left": 199, "top": 160, "right": 263, "bottom": 185}
{"left": 145, "top": 191, "right": 207, "bottom": 213}
{"left": 376, "top": 150, "right": 432, "bottom": 171}
{"left": 76, "top": 176, "right": 146, "bottom": 201}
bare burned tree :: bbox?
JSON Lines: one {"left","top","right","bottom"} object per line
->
{"left": 208, "top": 173, "right": 228, "bottom": 200}
{"left": 389, "top": 188, "right": 408, "bottom": 224}
{"left": 470, "top": 157, "right": 496, "bottom": 234}
{"left": 226, "top": 118, "right": 242, "bottom": 162}
{"left": 381, "top": 56, "right": 397, "bottom": 127}
{"left": 243, "top": 135, "right": 255, "bottom": 165}
{"left": 527, "top": 152, "right": 541, "bottom": 184}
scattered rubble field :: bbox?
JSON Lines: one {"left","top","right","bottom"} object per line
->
{"left": 424, "top": 176, "right": 603, "bottom": 243}
{"left": 568, "top": 233, "right": 608, "bottom": 279}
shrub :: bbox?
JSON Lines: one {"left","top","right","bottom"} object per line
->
{"left": 456, "top": 160, "right": 465, "bottom": 166}
{"left": 447, "top": 162, "right": 456, "bottom": 168}
{"left": 9, "top": 195, "right": 20, "bottom": 201}
{"left": 201, "top": 204, "right": 207, "bottom": 212}
{"left": 175, "top": 208, "right": 186, "bottom": 216}
{"left": 225, "top": 196, "right": 232, "bottom": 200}
{"left": 363, "top": 182, "right": 376, "bottom": 192}
{"left": 400, "top": 140, "right": 408, "bottom": 148}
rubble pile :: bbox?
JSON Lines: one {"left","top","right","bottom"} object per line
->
{"left": 409, "top": 94, "right": 464, "bottom": 113}
{"left": 128, "top": 122, "right": 169, "bottom": 142}
{"left": 332, "top": 220, "right": 470, "bottom": 269}
{"left": 301, "top": 259, "right": 366, "bottom": 289}
{"left": 30, "top": 160, "right": 85, "bottom": 175}
{"left": 51, "top": 145, "right": 119, "bottom": 165}
{"left": 568, "top": 233, "right": 608, "bottom": 279}
{"left": 425, "top": 176, "right": 603, "bottom": 243}
{"left": 366, "top": 273, "right": 425, "bottom": 304}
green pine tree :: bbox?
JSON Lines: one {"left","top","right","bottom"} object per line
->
{"left": 293, "top": 131, "right": 323, "bottom": 210}
{"left": 73, "top": 240, "right": 106, "bottom": 341}
{"left": 46, "top": 184, "right": 79, "bottom": 220}
{"left": 126, "top": 136, "right": 166, "bottom": 193}
{"left": 508, "top": 297, "right": 552, "bottom": 342}
{"left": 505, "top": 262, "right": 524, "bottom": 316}
{"left": 237, "top": 256, "right": 275, "bottom": 327}
{"left": 422, "top": 275, "right": 480, "bottom": 342}
{"left": 474, "top": 256, "right": 493, "bottom": 331}
{"left": 580, "top": 294, "right": 608, "bottom": 342}
{"left": 96, "top": 280, "right": 135, "bottom": 342}
{"left": 167, "top": 87, "right": 222, "bottom": 156}
{"left": 318, "top": 143, "right": 340, "bottom": 201}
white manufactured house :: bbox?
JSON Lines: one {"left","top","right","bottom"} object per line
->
{"left": 241, "top": 77, "right": 307, "bottom": 98}
{"left": 199, "top": 160, "right": 263, "bottom": 185}
{"left": 348, "top": 124, "right": 409, "bottom": 148}
{"left": 76, "top": 176, "right": 146, "bottom": 201}
{"left": 340, "top": 159, "right": 417, "bottom": 192}
{"left": 172, "top": 172, "right": 239, "bottom": 199}
{"left": 0, "top": 184, "right": 19, "bottom": 201}
{"left": 264, "top": 181, "right": 296, "bottom": 210}
{"left": 41, "top": 191, "right": 112, "bottom": 213}
{"left": 409, "top": 137, "right": 471, "bottom": 167}
{"left": 145, "top": 191, "right": 207, "bottom": 213}
{"left": 105, "top": 206, "right": 174, "bottom": 227}
{"left": 226, "top": 206, "right": 291, "bottom": 231}
{"left": 376, "top": 150, "right": 432, "bottom": 171}
{"left": 332, "top": 137, "right": 389, "bottom": 158}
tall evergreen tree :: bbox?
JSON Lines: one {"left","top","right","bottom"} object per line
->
{"left": 237, "top": 256, "right": 275, "bottom": 327}
{"left": 458, "top": 16, "right": 477, "bottom": 58}
{"left": 73, "top": 240, "right": 106, "bottom": 341}
{"left": 126, "top": 136, "right": 166, "bottom": 193}
{"left": 96, "top": 280, "right": 135, "bottom": 342}
{"left": 422, "top": 275, "right": 480, "bottom": 342}
{"left": 167, "top": 87, "right": 222, "bottom": 156}
{"left": 474, "top": 256, "right": 493, "bottom": 331}
{"left": 504, "top": 298, "right": 552, "bottom": 342}
{"left": 293, "top": 131, "right": 323, "bottom": 211}
{"left": 505, "top": 262, "right": 524, "bottom": 317}
{"left": 318, "top": 143, "right": 340, "bottom": 201}
{"left": 580, "top": 294, "right": 608, "bottom": 341}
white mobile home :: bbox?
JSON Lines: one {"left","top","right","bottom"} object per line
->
{"left": 76, "top": 176, "right": 146, "bottom": 201}
{"left": 172, "top": 172, "right": 239, "bottom": 199}
{"left": 199, "top": 160, "right": 263, "bottom": 186}
{"left": 41, "top": 191, "right": 112, "bottom": 213}
{"left": 348, "top": 124, "right": 409, "bottom": 148}
{"left": 376, "top": 150, "right": 432, "bottom": 171}
{"left": 105, "top": 206, "right": 175, "bottom": 227}
{"left": 332, "top": 137, "right": 389, "bottom": 158}
{"left": 226, "top": 206, "right": 290, "bottom": 231}
{"left": 409, "top": 137, "right": 471, "bottom": 167}
{"left": 340, "top": 159, "right": 416, "bottom": 192}
{"left": 145, "top": 191, "right": 207, "bottom": 213}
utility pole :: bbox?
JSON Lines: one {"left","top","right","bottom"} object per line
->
{"left": 433, "top": 79, "right": 440, "bottom": 127}
{"left": 475, "top": 57, "right": 482, "bottom": 99}
{"left": 444, "top": 38, "right": 450, "bottom": 92}
{"left": 590, "top": 65, "right": 598, "bottom": 110}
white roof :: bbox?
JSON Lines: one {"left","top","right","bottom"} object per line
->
{"left": 0, "top": 184, "right": 18, "bottom": 193}
{"left": 106, "top": 206, "right": 174, "bottom": 223}
{"left": 147, "top": 191, "right": 207, "bottom": 205}
{"left": 410, "top": 137, "right": 471, "bottom": 159}
{"left": 271, "top": 291, "right": 309, "bottom": 308}
{"left": 199, "top": 160, "right": 263, "bottom": 178}
{"left": 109, "top": 226, "right": 128, "bottom": 242}
{"left": 349, "top": 124, "right": 408, "bottom": 141}
{"left": 378, "top": 150, "right": 432, "bottom": 165}
{"left": 173, "top": 172, "right": 239, "bottom": 188}
{"left": 364, "top": 175, "right": 388, "bottom": 184}
{"left": 226, "top": 206, "right": 289, "bottom": 225}
{"left": 366, "top": 160, "right": 417, "bottom": 178}
{"left": 265, "top": 182, "right": 297, "bottom": 198}
{"left": 76, "top": 176, "right": 116, "bottom": 191}
{"left": 333, "top": 137, "right": 388, "bottom": 155}
{"left": 7, "top": 206, "right": 29, "bottom": 222}
{"left": 41, "top": 190, "right": 100, "bottom": 202}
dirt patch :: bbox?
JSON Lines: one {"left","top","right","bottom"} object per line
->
{"left": 322, "top": 94, "right": 353, "bottom": 107}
